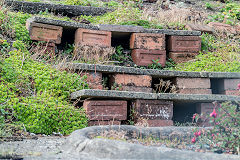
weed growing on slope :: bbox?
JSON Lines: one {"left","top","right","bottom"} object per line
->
{"left": 208, "top": 2, "right": 240, "bottom": 25}
{"left": 120, "top": 20, "right": 163, "bottom": 29}
{"left": 174, "top": 33, "right": 240, "bottom": 72}
{"left": 76, "top": 2, "right": 142, "bottom": 25}
{"left": 0, "top": 41, "right": 89, "bottom": 135}
{"left": 0, "top": 7, "right": 31, "bottom": 42}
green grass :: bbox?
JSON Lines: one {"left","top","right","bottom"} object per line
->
{"left": 174, "top": 33, "right": 240, "bottom": 72}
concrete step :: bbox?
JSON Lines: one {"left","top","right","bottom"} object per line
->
{"left": 26, "top": 17, "right": 202, "bottom": 65}
{"left": 4, "top": 0, "right": 112, "bottom": 17}
{"left": 27, "top": 16, "right": 201, "bottom": 36}
{"left": 71, "top": 89, "right": 240, "bottom": 102}
{"left": 71, "top": 89, "right": 239, "bottom": 127}
{"left": 66, "top": 63, "right": 240, "bottom": 79}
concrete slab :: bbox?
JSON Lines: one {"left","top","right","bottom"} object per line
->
{"left": 70, "top": 89, "right": 240, "bottom": 102}
{"left": 4, "top": 0, "right": 112, "bottom": 17}
{"left": 145, "top": 28, "right": 201, "bottom": 36}
{"left": 27, "top": 17, "right": 202, "bottom": 36}
{"left": 26, "top": 17, "right": 99, "bottom": 30}
{"left": 99, "top": 24, "right": 145, "bottom": 33}
{"left": 66, "top": 63, "right": 240, "bottom": 79}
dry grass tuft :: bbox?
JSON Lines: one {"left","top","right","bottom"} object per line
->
{"left": 133, "top": 104, "right": 152, "bottom": 127}
{"left": 29, "top": 42, "right": 116, "bottom": 73}
{"left": 154, "top": 79, "right": 177, "bottom": 93}
{"left": 29, "top": 42, "right": 55, "bottom": 60}
{"left": 142, "top": 1, "right": 209, "bottom": 28}
{"left": 73, "top": 44, "right": 115, "bottom": 64}
{"left": 98, "top": 129, "right": 127, "bottom": 140}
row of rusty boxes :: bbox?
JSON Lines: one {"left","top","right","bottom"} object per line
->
{"left": 27, "top": 22, "right": 202, "bottom": 66}
{"left": 79, "top": 71, "right": 240, "bottom": 96}
{"left": 82, "top": 99, "right": 221, "bottom": 127}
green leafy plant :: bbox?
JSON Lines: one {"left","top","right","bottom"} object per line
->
{"left": 137, "top": 58, "right": 175, "bottom": 71}
{"left": 167, "top": 22, "right": 186, "bottom": 30}
{"left": 0, "top": 108, "right": 9, "bottom": 137}
{"left": 120, "top": 20, "right": 163, "bottom": 29}
{"left": 104, "top": 0, "right": 122, "bottom": 8}
{"left": 174, "top": 51, "right": 240, "bottom": 72}
{"left": 164, "top": 58, "right": 176, "bottom": 70}
{"left": 63, "top": 0, "right": 105, "bottom": 7}
{"left": 0, "top": 39, "right": 11, "bottom": 54}
{"left": 110, "top": 82, "right": 123, "bottom": 91}
{"left": 128, "top": 108, "right": 136, "bottom": 125}
{"left": 148, "top": 59, "right": 163, "bottom": 70}
{"left": 205, "top": 2, "right": 213, "bottom": 10}
{"left": 192, "top": 101, "right": 240, "bottom": 155}
{"left": 208, "top": 2, "right": 240, "bottom": 25}
{"left": 102, "top": 76, "right": 109, "bottom": 90}
{"left": 63, "top": 43, "right": 75, "bottom": 55}
{"left": 110, "top": 45, "right": 132, "bottom": 65}
{"left": 0, "top": 8, "right": 31, "bottom": 43}
{"left": 201, "top": 33, "right": 217, "bottom": 52}
{"left": 76, "top": 2, "right": 142, "bottom": 25}
{"left": 175, "top": 37, "right": 240, "bottom": 72}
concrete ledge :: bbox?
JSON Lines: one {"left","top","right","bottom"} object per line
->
{"left": 27, "top": 17, "right": 201, "bottom": 36}
{"left": 67, "top": 63, "right": 240, "bottom": 79}
{"left": 145, "top": 28, "right": 201, "bottom": 36}
{"left": 4, "top": 0, "right": 112, "bottom": 17}
{"left": 71, "top": 89, "right": 157, "bottom": 100}
{"left": 99, "top": 24, "right": 145, "bottom": 33}
{"left": 26, "top": 17, "right": 99, "bottom": 30}
{"left": 71, "top": 89, "right": 240, "bottom": 102}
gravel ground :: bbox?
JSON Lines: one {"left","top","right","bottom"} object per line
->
{"left": 0, "top": 136, "right": 66, "bottom": 159}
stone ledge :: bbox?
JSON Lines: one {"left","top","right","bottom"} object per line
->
{"left": 71, "top": 89, "right": 240, "bottom": 102}
{"left": 99, "top": 24, "right": 145, "bottom": 33}
{"left": 145, "top": 29, "right": 201, "bottom": 36}
{"left": 71, "top": 89, "right": 157, "bottom": 100}
{"left": 27, "top": 17, "right": 201, "bottom": 36}
{"left": 4, "top": 0, "right": 112, "bottom": 17}
{"left": 66, "top": 63, "right": 240, "bottom": 79}
{"left": 26, "top": 17, "right": 99, "bottom": 30}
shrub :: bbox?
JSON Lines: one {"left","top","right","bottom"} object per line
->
{"left": 192, "top": 101, "right": 240, "bottom": 155}
{"left": 201, "top": 33, "right": 217, "bottom": 52}
{"left": 205, "top": 2, "right": 213, "bottom": 10}
{"left": 174, "top": 36, "right": 240, "bottom": 72}
{"left": 0, "top": 41, "right": 89, "bottom": 135}
{"left": 174, "top": 51, "right": 240, "bottom": 72}
{"left": 15, "top": 93, "right": 88, "bottom": 135}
